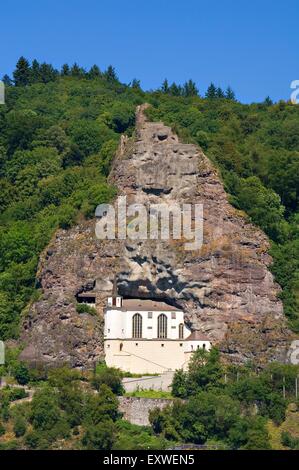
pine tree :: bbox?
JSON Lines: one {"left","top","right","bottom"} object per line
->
{"left": 88, "top": 65, "right": 101, "bottom": 79}
{"left": 1, "top": 75, "right": 13, "bottom": 86}
{"left": 31, "top": 59, "right": 41, "bottom": 83}
{"left": 263, "top": 96, "right": 273, "bottom": 106}
{"left": 131, "top": 78, "right": 141, "bottom": 89}
{"left": 39, "top": 63, "right": 58, "bottom": 83}
{"left": 216, "top": 87, "right": 225, "bottom": 99}
{"left": 13, "top": 56, "right": 31, "bottom": 86}
{"left": 205, "top": 82, "right": 217, "bottom": 99}
{"left": 104, "top": 65, "right": 118, "bottom": 82}
{"left": 61, "top": 64, "right": 70, "bottom": 76}
{"left": 169, "top": 82, "right": 182, "bottom": 96}
{"left": 225, "top": 86, "right": 236, "bottom": 101}
{"left": 70, "top": 63, "right": 85, "bottom": 78}
{"left": 183, "top": 79, "right": 198, "bottom": 97}
{"left": 161, "top": 78, "right": 169, "bottom": 94}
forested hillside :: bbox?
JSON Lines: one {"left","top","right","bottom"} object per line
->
{"left": 0, "top": 57, "right": 298, "bottom": 343}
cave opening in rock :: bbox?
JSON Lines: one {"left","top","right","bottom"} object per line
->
{"left": 75, "top": 280, "right": 96, "bottom": 304}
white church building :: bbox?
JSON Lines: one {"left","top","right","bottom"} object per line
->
{"left": 104, "top": 290, "right": 211, "bottom": 374}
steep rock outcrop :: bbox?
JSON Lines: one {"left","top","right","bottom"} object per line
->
{"left": 20, "top": 105, "right": 292, "bottom": 367}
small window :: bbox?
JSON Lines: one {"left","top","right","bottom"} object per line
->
{"left": 180, "top": 343, "right": 183, "bottom": 347}
{"left": 157, "top": 314, "right": 167, "bottom": 339}
{"left": 171, "top": 326, "right": 176, "bottom": 329}
{"left": 171, "top": 312, "right": 176, "bottom": 319}
{"left": 135, "top": 343, "right": 138, "bottom": 346}
{"left": 203, "top": 343, "right": 206, "bottom": 350}
{"left": 191, "top": 345, "right": 193, "bottom": 350}
{"left": 132, "top": 313, "right": 142, "bottom": 338}
{"left": 108, "top": 329, "right": 110, "bottom": 333}
{"left": 147, "top": 326, "right": 153, "bottom": 329}
{"left": 107, "top": 344, "right": 110, "bottom": 348}
{"left": 179, "top": 323, "right": 184, "bottom": 339}
{"left": 148, "top": 312, "right": 153, "bottom": 319}
{"left": 161, "top": 343, "right": 164, "bottom": 347}
{"left": 120, "top": 343, "right": 123, "bottom": 351}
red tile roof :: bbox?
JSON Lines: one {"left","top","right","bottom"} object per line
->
{"left": 121, "top": 299, "right": 181, "bottom": 312}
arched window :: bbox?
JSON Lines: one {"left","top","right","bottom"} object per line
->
{"left": 132, "top": 313, "right": 142, "bottom": 338}
{"left": 157, "top": 314, "right": 167, "bottom": 339}
{"left": 179, "top": 323, "right": 184, "bottom": 339}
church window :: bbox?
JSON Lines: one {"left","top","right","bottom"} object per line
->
{"left": 157, "top": 314, "right": 167, "bottom": 339}
{"left": 132, "top": 313, "right": 143, "bottom": 338}
{"left": 179, "top": 323, "right": 184, "bottom": 339}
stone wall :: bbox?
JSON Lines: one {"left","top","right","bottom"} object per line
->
{"left": 118, "top": 396, "right": 173, "bottom": 426}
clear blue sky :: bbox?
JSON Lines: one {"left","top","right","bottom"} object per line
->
{"left": 1, "top": 0, "right": 298, "bottom": 103}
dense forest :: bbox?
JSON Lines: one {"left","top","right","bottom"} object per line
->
{"left": 0, "top": 58, "right": 299, "bottom": 450}
{"left": 0, "top": 57, "right": 298, "bottom": 341}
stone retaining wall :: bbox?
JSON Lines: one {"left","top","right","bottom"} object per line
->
{"left": 118, "top": 396, "right": 173, "bottom": 426}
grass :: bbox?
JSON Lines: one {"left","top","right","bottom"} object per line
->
{"left": 267, "top": 403, "right": 299, "bottom": 449}
{"left": 125, "top": 389, "right": 173, "bottom": 399}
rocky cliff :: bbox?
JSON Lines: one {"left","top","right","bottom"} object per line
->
{"left": 20, "top": 105, "right": 292, "bottom": 367}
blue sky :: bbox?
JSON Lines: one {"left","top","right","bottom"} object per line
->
{"left": 1, "top": 0, "right": 298, "bottom": 102}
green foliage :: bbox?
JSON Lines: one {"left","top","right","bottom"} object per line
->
{"left": 13, "top": 416, "right": 27, "bottom": 437}
{"left": 0, "top": 386, "right": 28, "bottom": 403}
{"left": 76, "top": 303, "right": 97, "bottom": 315}
{"left": 171, "top": 347, "right": 223, "bottom": 397}
{"left": 30, "top": 386, "right": 63, "bottom": 431}
{"left": 84, "top": 384, "right": 120, "bottom": 425}
{"left": 13, "top": 362, "right": 30, "bottom": 385}
{"left": 114, "top": 420, "right": 169, "bottom": 450}
{"left": 150, "top": 350, "right": 299, "bottom": 449}
{"left": 281, "top": 431, "right": 299, "bottom": 449}
{"left": 0, "top": 63, "right": 141, "bottom": 339}
{"left": 82, "top": 421, "right": 115, "bottom": 450}
{"left": 92, "top": 363, "right": 124, "bottom": 395}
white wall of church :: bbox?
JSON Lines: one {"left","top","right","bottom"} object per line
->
{"left": 104, "top": 339, "right": 210, "bottom": 374}
{"left": 104, "top": 308, "right": 190, "bottom": 340}
{"left": 105, "top": 339, "right": 187, "bottom": 374}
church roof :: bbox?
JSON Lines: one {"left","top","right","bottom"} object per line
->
{"left": 121, "top": 299, "right": 181, "bottom": 312}
{"left": 185, "top": 331, "right": 210, "bottom": 341}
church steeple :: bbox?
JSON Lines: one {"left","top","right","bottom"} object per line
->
{"left": 112, "top": 275, "right": 118, "bottom": 298}
{"left": 107, "top": 275, "right": 123, "bottom": 308}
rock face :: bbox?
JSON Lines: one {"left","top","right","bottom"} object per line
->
{"left": 20, "top": 105, "right": 292, "bottom": 367}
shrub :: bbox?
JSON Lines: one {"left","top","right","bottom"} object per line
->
{"left": 92, "top": 364, "right": 124, "bottom": 395}
{"left": 76, "top": 303, "right": 97, "bottom": 315}
{"left": 82, "top": 421, "right": 115, "bottom": 450}
{"left": 13, "top": 416, "right": 27, "bottom": 437}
